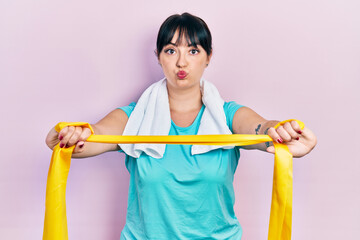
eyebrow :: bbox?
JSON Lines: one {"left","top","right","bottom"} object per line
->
{"left": 167, "top": 42, "right": 197, "bottom": 47}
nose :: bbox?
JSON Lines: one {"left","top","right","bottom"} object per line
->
{"left": 176, "top": 51, "right": 188, "bottom": 68}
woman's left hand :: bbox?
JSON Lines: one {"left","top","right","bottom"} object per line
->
{"left": 266, "top": 121, "right": 317, "bottom": 158}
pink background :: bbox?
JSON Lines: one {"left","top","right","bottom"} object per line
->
{"left": 1, "top": 0, "right": 359, "bottom": 239}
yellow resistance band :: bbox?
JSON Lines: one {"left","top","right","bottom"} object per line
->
{"left": 43, "top": 119, "right": 304, "bottom": 240}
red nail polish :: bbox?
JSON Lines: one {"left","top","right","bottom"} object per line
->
{"left": 59, "top": 135, "right": 63, "bottom": 140}
{"left": 296, "top": 137, "right": 300, "bottom": 140}
{"left": 79, "top": 144, "right": 84, "bottom": 148}
{"left": 60, "top": 143, "right": 64, "bottom": 148}
{"left": 297, "top": 131, "right": 302, "bottom": 134}
{"left": 277, "top": 138, "right": 283, "bottom": 143}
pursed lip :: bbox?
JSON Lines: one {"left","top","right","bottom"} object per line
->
{"left": 177, "top": 70, "right": 187, "bottom": 79}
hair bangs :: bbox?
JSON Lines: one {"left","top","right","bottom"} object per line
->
{"left": 156, "top": 13, "right": 212, "bottom": 57}
{"left": 175, "top": 24, "right": 200, "bottom": 47}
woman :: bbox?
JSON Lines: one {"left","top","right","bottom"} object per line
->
{"left": 46, "top": 13, "right": 317, "bottom": 240}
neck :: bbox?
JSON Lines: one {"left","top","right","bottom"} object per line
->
{"left": 167, "top": 83, "right": 202, "bottom": 112}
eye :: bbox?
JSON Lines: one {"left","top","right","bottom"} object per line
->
{"left": 190, "top": 49, "right": 200, "bottom": 55}
{"left": 164, "top": 48, "right": 175, "bottom": 55}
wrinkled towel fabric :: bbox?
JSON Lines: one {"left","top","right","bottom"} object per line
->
{"left": 119, "top": 78, "right": 233, "bottom": 159}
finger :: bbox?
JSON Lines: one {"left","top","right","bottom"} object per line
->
{"left": 266, "top": 146, "right": 275, "bottom": 154}
{"left": 78, "top": 127, "right": 92, "bottom": 142}
{"left": 267, "top": 127, "right": 283, "bottom": 143}
{"left": 276, "top": 125, "right": 292, "bottom": 142}
{"left": 298, "top": 126, "right": 316, "bottom": 143}
{"left": 58, "top": 126, "right": 68, "bottom": 141}
{"left": 60, "top": 126, "right": 75, "bottom": 148}
{"left": 67, "top": 126, "right": 83, "bottom": 147}
{"left": 291, "top": 120, "right": 314, "bottom": 142}
{"left": 290, "top": 120, "right": 303, "bottom": 134}
{"left": 74, "top": 140, "right": 85, "bottom": 153}
{"left": 73, "top": 128, "right": 92, "bottom": 153}
{"left": 283, "top": 122, "right": 300, "bottom": 140}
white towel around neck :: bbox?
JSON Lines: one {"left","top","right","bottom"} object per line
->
{"left": 119, "top": 78, "right": 234, "bottom": 159}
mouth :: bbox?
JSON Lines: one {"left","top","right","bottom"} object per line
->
{"left": 177, "top": 70, "right": 187, "bottom": 79}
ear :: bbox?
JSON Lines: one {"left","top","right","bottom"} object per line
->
{"left": 154, "top": 49, "right": 160, "bottom": 59}
{"left": 154, "top": 50, "right": 162, "bottom": 66}
{"left": 206, "top": 51, "right": 213, "bottom": 66}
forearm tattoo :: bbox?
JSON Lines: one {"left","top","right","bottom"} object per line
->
{"left": 264, "top": 127, "right": 270, "bottom": 148}
{"left": 255, "top": 124, "right": 261, "bottom": 135}
{"left": 255, "top": 124, "right": 270, "bottom": 148}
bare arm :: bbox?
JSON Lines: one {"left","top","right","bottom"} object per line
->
{"left": 45, "top": 108, "right": 129, "bottom": 158}
{"left": 232, "top": 106, "right": 317, "bottom": 157}
{"left": 232, "top": 106, "right": 279, "bottom": 151}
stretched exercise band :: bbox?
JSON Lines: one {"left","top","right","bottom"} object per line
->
{"left": 43, "top": 119, "right": 304, "bottom": 240}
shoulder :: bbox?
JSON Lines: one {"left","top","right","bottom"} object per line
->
{"left": 223, "top": 101, "right": 245, "bottom": 132}
{"left": 117, "top": 102, "right": 136, "bottom": 118}
{"left": 223, "top": 101, "right": 244, "bottom": 113}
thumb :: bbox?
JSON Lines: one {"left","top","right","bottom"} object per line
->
{"left": 266, "top": 146, "right": 275, "bottom": 154}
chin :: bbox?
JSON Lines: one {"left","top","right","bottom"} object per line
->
{"left": 166, "top": 75, "right": 201, "bottom": 87}
{"left": 178, "top": 79, "right": 201, "bottom": 89}
{"left": 166, "top": 78, "right": 190, "bottom": 88}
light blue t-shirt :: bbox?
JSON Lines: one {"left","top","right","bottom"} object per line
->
{"left": 119, "top": 101, "right": 244, "bottom": 240}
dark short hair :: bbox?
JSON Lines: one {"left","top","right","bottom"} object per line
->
{"left": 156, "top": 12, "right": 212, "bottom": 57}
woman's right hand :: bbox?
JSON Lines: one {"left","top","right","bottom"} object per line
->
{"left": 45, "top": 126, "right": 92, "bottom": 153}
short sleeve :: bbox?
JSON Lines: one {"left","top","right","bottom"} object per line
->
{"left": 118, "top": 102, "right": 136, "bottom": 118}
{"left": 223, "top": 101, "right": 244, "bottom": 133}
{"left": 117, "top": 102, "right": 136, "bottom": 154}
